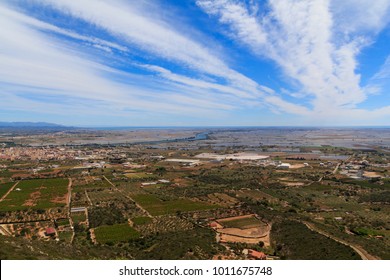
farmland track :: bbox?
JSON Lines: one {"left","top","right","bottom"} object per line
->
{"left": 0, "top": 181, "right": 19, "bottom": 202}
{"left": 67, "top": 177, "right": 76, "bottom": 243}
{"left": 103, "top": 176, "right": 152, "bottom": 218}
{"left": 85, "top": 190, "right": 93, "bottom": 206}
{"left": 332, "top": 163, "right": 341, "bottom": 174}
{"left": 67, "top": 178, "right": 72, "bottom": 208}
{"left": 0, "top": 225, "right": 12, "bottom": 236}
{"left": 302, "top": 221, "right": 379, "bottom": 260}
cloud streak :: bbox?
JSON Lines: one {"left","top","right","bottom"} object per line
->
{"left": 1, "top": 0, "right": 389, "bottom": 126}
{"left": 197, "top": 0, "right": 390, "bottom": 117}
{"left": 0, "top": 3, "right": 245, "bottom": 119}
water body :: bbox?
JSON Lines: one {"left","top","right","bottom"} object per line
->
{"left": 130, "top": 132, "right": 209, "bottom": 145}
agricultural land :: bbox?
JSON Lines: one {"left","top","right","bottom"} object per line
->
{"left": 0, "top": 127, "right": 389, "bottom": 260}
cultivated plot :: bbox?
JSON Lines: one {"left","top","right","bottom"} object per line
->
{"left": 0, "top": 178, "right": 68, "bottom": 211}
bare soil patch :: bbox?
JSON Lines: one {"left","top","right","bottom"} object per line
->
{"left": 22, "top": 191, "right": 41, "bottom": 207}
{"left": 51, "top": 193, "right": 67, "bottom": 204}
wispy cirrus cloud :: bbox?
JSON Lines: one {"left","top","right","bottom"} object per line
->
{"left": 1, "top": 0, "right": 310, "bottom": 124}
{"left": 197, "top": 0, "right": 390, "bottom": 119}
{"left": 0, "top": 3, "right": 233, "bottom": 119}
{"left": 1, "top": 0, "right": 389, "bottom": 126}
{"left": 31, "top": 0, "right": 264, "bottom": 95}
{"left": 330, "top": 0, "right": 390, "bottom": 35}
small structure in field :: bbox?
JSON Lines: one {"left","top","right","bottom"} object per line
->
{"left": 277, "top": 163, "right": 291, "bottom": 169}
{"left": 45, "top": 227, "right": 56, "bottom": 237}
{"left": 243, "top": 249, "right": 267, "bottom": 260}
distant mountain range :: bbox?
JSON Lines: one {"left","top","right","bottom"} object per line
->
{"left": 0, "top": 122, "right": 66, "bottom": 128}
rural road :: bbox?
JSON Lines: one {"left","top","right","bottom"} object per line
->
{"left": 103, "top": 175, "right": 152, "bottom": 218}
{"left": 332, "top": 163, "right": 341, "bottom": 174}
{"left": 0, "top": 181, "right": 19, "bottom": 202}
{"left": 67, "top": 177, "right": 72, "bottom": 208}
{"left": 0, "top": 225, "right": 12, "bottom": 236}
{"left": 302, "top": 221, "right": 378, "bottom": 260}
{"left": 85, "top": 190, "right": 93, "bottom": 206}
{"left": 66, "top": 177, "right": 76, "bottom": 244}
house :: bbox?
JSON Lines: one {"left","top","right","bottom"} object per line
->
{"left": 243, "top": 249, "right": 267, "bottom": 260}
{"left": 45, "top": 227, "right": 56, "bottom": 237}
{"left": 209, "top": 222, "right": 223, "bottom": 229}
{"left": 209, "top": 222, "right": 219, "bottom": 229}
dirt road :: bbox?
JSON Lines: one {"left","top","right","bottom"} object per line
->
{"left": 85, "top": 190, "right": 92, "bottom": 206}
{"left": 333, "top": 163, "right": 341, "bottom": 174}
{"left": 303, "top": 221, "right": 378, "bottom": 260}
{"left": 0, "top": 181, "right": 19, "bottom": 202}
{"left": 103, "top": 175, "right": 152, "bottom": 218}
{"left": 67, "top": 178, "right": 72, "bottom": 208}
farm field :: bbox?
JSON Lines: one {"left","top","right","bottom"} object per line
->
{"left": 72, "top": 179, "right": 111, "bottom": 191}
{"left": 271, "top": 220, "right": 361, "bottom": 260}
{"left": 131, "top": 216, "right": 152, "bottom": 226}
{"left": 124, "top": 172, "right": 155, "bottom": 179}
{"left": 217, "top": 215, "right": 264, "bottom": 229}
{"left": 132, "top": 194, "right": 219, "bottom": 216}
{"left": 87, "top": 189, "right": 124, "bottom": 204}
{"left": 236, "top": 189, "right": 279, "bottom": 203}
{"left": 0, "top": 127, "right": 388, "bottom": 260}
{"left": 215, "top": 214, "right": 271, "bottom": 245}
{"left": 71, "top": 212, "right": 86, "bottom": 224}
{"left": 56, "top": 218, "right": 70, "bottom": 227}
{"left": 0, "top": 178, "right": 68, "bottom": 211}
{"left": 0, "top": 182, "right": 15, "bottom": 199}
{"left": 94, "top": 224, "right": 140, "bottom": 244}
{"left": 58, "top": 231, "right": 73, "bottom": 242}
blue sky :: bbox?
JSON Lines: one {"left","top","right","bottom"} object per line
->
{"left": 0, "top": 0, "right": 389, "bottom": 127}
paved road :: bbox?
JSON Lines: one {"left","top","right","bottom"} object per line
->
{"left": 303, "top": 221, "right": 378, "bottom": 260}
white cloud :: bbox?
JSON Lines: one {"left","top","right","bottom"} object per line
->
{"left": 364, "top": 55, "right": 390, "bottom": 96}
{"left": 3, "top": 0, "right": 388, "bottom": 125}
{"left": 0, "top": 3, "right": 237, "bottom": 119}
{"left": 31, "top": 0, "right": 264, "bottom": 95}
{"left": 330, "top": 0, "right": 390, "bottom": 35}
{"left": 1, "top": 0, "right": 312, "bottom": 121}
{"left": 197, "top": 0, "right": 390, "bottom": 118}
{"left": 140, "top": 64, "right": 257, "bottom": 99}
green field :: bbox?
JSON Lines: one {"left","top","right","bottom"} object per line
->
{"left": 132, "top": 216, "right": 153, "bottom": 225}
{"left": 0, "top": 178, "right": 68, "bottom": 211}
{"left": 219, "top": 216, "right": 264, "bottom": 229}
{"left": 72, "top": 179, "right": 111, "bottom": 192}
{"left": 58, "top": 231, "right": 73, "bottom": 243}
{"left": 132, "top": 194, "right": 218, "bottom": 216}
{"left": 71, "top": 212, "right": 86, "bottom": 224}
{"left": 56, "top": 218, "right": 70, "bottom": 227}
{"left": 271, "top": 220, "right": 360, "bottom": 260}
{"left": 87, "top": 190, "right": 124, "bottom": 204}
{"left": 0, "top": 182, "right": 15, "bottom": 198}
{"left": 94, "top": 224, "right": 140, "bottom": 244}
{"left": 124, "top": 172, "right": 155, "bottom": 179}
